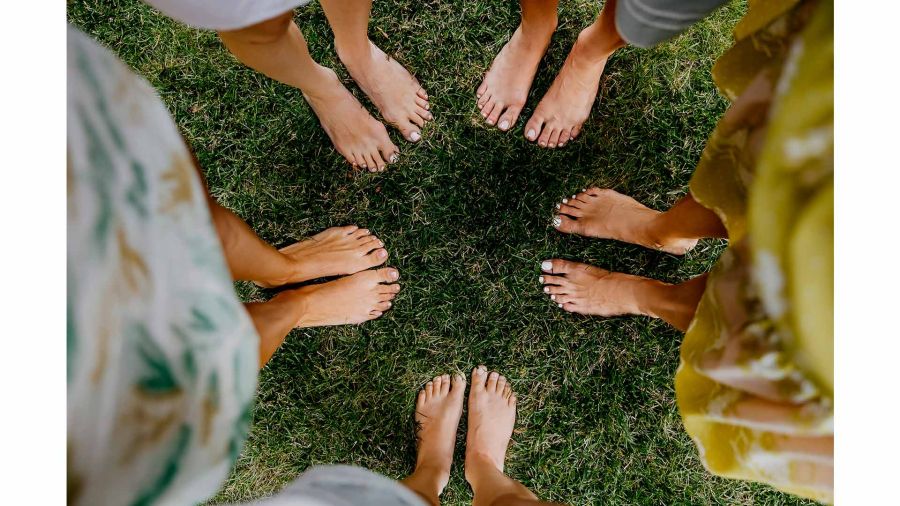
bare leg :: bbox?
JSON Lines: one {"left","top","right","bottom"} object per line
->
{"left": 319, "top": 0, "right": 432, "bottom": 143}
{"left": 207, "top": 200, "right": 388, "bottom": 286}
{"left": 400, "top": 373, "right": 467, "bottom": 506}
{"left": 553, "top": 188, "right": 727, "bottom": 255}
{"left": 466, "top": 367, "right": 564, "bottom": 506}
{"left": 540, "top": 260, "right": 707, "bottom": 331}
{"left": 524, "top": 0, "right": 626, "bottom": 147}
{"left": 477, "top": 0, "right": 559, "bottom": 131}
{"left": 218, "top": 11, "right": 398, "bottom": 170}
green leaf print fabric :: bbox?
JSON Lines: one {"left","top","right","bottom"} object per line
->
{"left": 67, "top": 26, "right": 259, "bottom": 506}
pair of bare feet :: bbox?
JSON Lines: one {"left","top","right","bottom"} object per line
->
{"left": 539, "top": 188, "right": 697, "bottom": 321}
{"left": 257, "top": 225, "right": 401, "bottom": 326}
{"left": 478, "top": 12, "right": 621, "bottom": 148}
{"left": 407, "top": 366, "right": 523, "bottom": 505}
{"left": 306, "top": 40, "right": 431, "bottom": 172}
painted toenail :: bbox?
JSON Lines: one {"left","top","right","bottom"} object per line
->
{"left": 571, "top": 195, "right": 576, "bottom": 199}
{"left": 551, "top": 294, "right": 556, "bottom": 301}
{"left": 558, "top": 303, "right": 563, "bottom": 308}
{"left": 386, "top": 301, "right": 392, "bottom": 307}
{"left": 527, "top": 129, "right": 536, "bottom": 140}
{"left": 539, "top": 276, "right": 544, "bottom": 283}
{"left": 582, "top": 188, "right": 586, "bottom": 192}
{"left": 552, "top": 216, "right": 562, "bottom": 228}
{"left": 541, "top": 260, "right": 553, "bottom": 271}
{"left": 410, "top": 131, "right": 421, "bottom": 142}
{"left": 389, "top": 154, "right": 399, "bottom": 163}
{"left": 555, "top": 203, "right": 561, "bottom": 210}
{"left": 378, "top": 250, "right": 387, "bottom": 258}
{"left": 391, "top": 271, "right": 400, "bottom": 280}
{"left": 499, "top": 120, "right": 509, "bottom": 130}
{"left": 543, "top": 286, "right": 549, "bottom": 293}
{"left": 562, "top": 198, "right": 568, "bottom": 204}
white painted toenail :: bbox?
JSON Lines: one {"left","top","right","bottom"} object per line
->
{"left": 551, "top": 294, "right": 556, "bottom": 300}
{"left": 541, "top": 260, "right": 553, "bottom": 271}
{"left": 582, "top": 188, "right": 586, "bottom": 192}
{"left": 386, "top": 302, "right": 392, "bottom": 307}
{"left": 562, "top": 198, "right": 568, "bottom": 204}
{"left": 555, "top": 203, "right": 561, "bottom": 210}
{"left": 390, "top": 154, "right": 399, "bottom": 163}
{"left": 543, "top": 286, "right": 549, "bottom": 293}
{"left": 410, "top": 131, "right": 421, "bottom": 142}
{"left": 572, "top": 195, "right": 576, "bottom": 199}
{"left": 527, "top": 129, "right": 536, "bottom": 140}
{"left": 499, "top": 120, "right": 509, "bottom": 130}
{"left": 539, "top": 276, "right": 544, "bottom": 283}
{"left": 552, "top": 216, "right": 562, "bottom": 228}
{"left": 558, "top": 303, "right": 563, "bottom": 308}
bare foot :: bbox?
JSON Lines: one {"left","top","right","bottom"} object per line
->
{"left": 477, "top": 21, "right": 556, "bottom": 131}
{"left": 277, "top": 267, "right": 401, "bottom": 326}
{"left": 255, "top": 226, "right": 388, "bottom": 288}
{"left": 552, "top": 188, "right": 698, "bottom": 255}
{"left": 409, "top": 373, "right": 466, "bottom": 496}
{"left": 524, "top": 32, "right": 609, "bottom": 148}
{"left": 465, "top": 366, "right": 516, "bottom": 481}
{"left": 303, "top": 66, "right": 399, "bottom": 172}
{"left": 337, "top": 40, "right": 431, "bottom": 143}
{"left": 539, "top": 259, "right": 666, "bottom": 316}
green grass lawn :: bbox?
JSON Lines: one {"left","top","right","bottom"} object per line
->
{"left": 69, "top": 1, "right": 814, "bottom": 504}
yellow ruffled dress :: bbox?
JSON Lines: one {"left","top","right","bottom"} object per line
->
{"left": 676, "top": 0, "right": 833, "bottom": 502}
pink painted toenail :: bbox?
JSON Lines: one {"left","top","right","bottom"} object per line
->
{"left": 562, "top": 198, "right": 568, "bottom": 204}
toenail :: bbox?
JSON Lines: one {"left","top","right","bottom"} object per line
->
{"left": 551, "top": 294, "right": 556, "bottom": 300}
{"left": 377, "top": 250, "right": 387, "bottom": 258}
{"left": 389, "top": 154, "right": 399, "bottom": 163}
{"left": 539, "top": 276, "right": 544, "bottom": 283}
{"left": 553, "top": 216, "right": 562, "bottom": 227}
{"left": 390, "top": 270, "right": 399, "bottom": 280}
{"left": 555, "top": 203, "right": 561, "bottom": 210}
{"left": 562, "top": 198, "right": 568, "bottom": 204}
{"left": 581, "top": 188, "right": 586, "bottom": 192}
{"left": 541, "top": 260, "right": 553, "bottom": 271}
{"left": 379, "top": 240, "right": 384, "bottom": 247}
{"left": 571, "top": 195, "right": 576, "bottom": 199}
{"left": 527, "top": 129, "right": 536, "bottom": 140}
{"left": 486, "top": 118, "right": 494, "bottom": 125}
{"left": 539, "top": 142, "right": 546, "bottom": 147}
{"left": 543, "top": 286, "right": 549, "bottom": 293}
{"left": 499, "top": 120, "right": 509, "bottom": 130}
{"left": 410, "top": 131, "right": 421, "bottom": 142}
{"left": 558, "top": 303, "right": 563, "bottom": 308}
{"left": 386, "top": 301, "right": 391, "bottom": 307}
{"left": 549, "top": 143, "right": 556, "bottom": 148}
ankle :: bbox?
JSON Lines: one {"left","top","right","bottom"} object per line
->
{"left": 334, "top": 37, "right": 373, "bottom": 67}
{"left": 520, "top": 15, "right": 558, "bottom": 40}
{"left": 633, "top": 279, "right": 676, "bottom": 320}
{"left": 464, "top": 451, "right": 502, "bottom": 484}
{"left": 575, "top": 19, "right": 625, "bottom": 62}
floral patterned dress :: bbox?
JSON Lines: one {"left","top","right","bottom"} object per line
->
{"left": 67, "top": 26, "right": 259, "bottom": 506}
{"left": 677, "top": 0, "right": 833, "bottom": 502}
